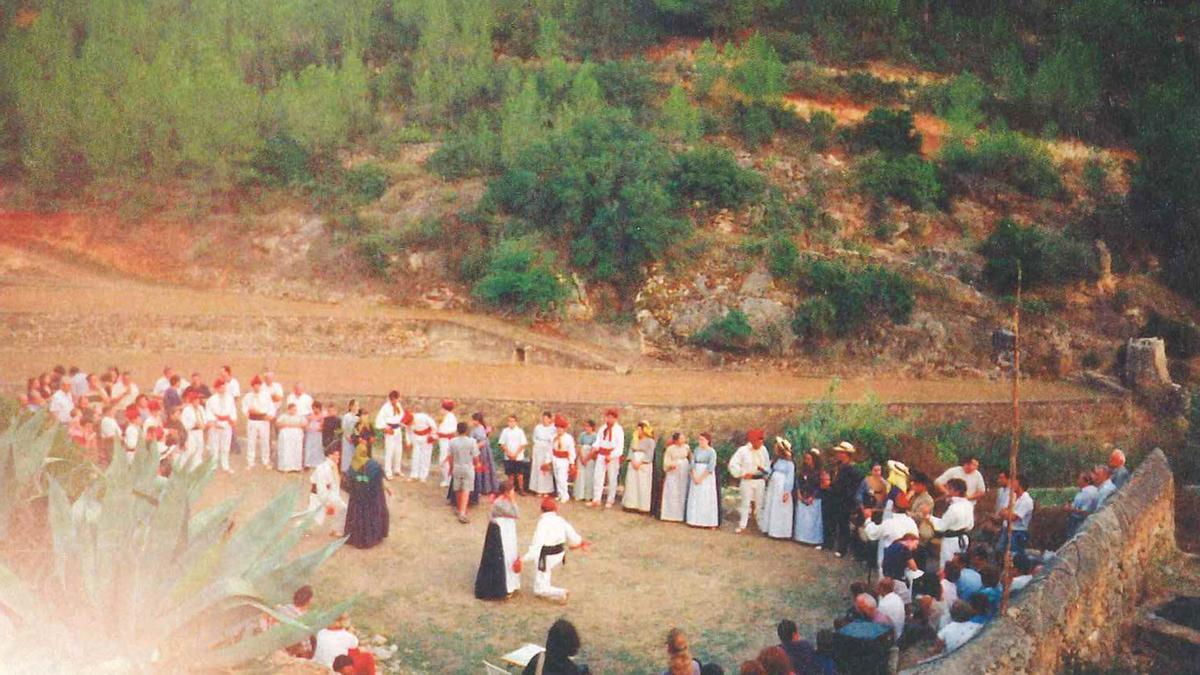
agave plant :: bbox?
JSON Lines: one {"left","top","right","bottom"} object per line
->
{"left": 0, "top": 410, "right": 60, "bottom": 539}
{"left": 0, "top": 438, "right": 352, "bottom": 671}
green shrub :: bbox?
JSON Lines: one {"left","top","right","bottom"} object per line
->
{"left": 764, "top": 30, "right": 814, "bottom": 62}
{"left": 849, "top": 107, "right": 921, "bottom": 155}
{"left": 671, "top": 145, "right": 764, "bottom": 209}
{"left": 793, "top": 257, "right": 915, "bottom": 339}
{"left": 858, "top": 153, "right": 942, "bottom": 210}
{"left": 978, "top": 218, "right": 1097, "bottom": 291}
{"left": 1082, "top": 155, "right": 1109, "bottom": 198}
{"left": 344, "top": 163, "right": 389, "bottom": 204}
{"left": 731, "top": 32, "right": 787, "bottom": 101}
{"left": 249, "top": 133, "right": 312, "bottom": 186}
{"left": 659, "top": 84, "right": 702, "bottom": 143}
{"left": 356, "top": 229, "right": 407, "bottom": 276}
{"left": 472, "top": 237, "right": 567, "bottom": 314}
{"left": 787, "top": 62, "right": 844, "bottom": 100}
{"left": 691, "top": 309, "right": 754, "bottom": 352}
{"left": 733, "top": 101, "right": 776, "bottom": 147}
{"left": 766, "top": 234, "right": 800, "bottom": 280}
{"left": 594, "top": 58, "right": 660, "bottom": 114}
{"left": 749, "top": 189, "right": 817, "bottom": 235}
{"left": 940, "top": 129, "right": 1062, "bottom": 198}
{"left": 427, "top": 113, "right": 501, "bottom": 178}
{"left": 783, "top": 387, "right": 912, "bottom": 467}
{"left": 842, "top": 72, "right": 906, "bottom": 104}
{"left": 808, "top": 110, "right": 837, "bottom": 151}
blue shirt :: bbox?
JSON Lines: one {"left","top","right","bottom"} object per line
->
{"left": 956, "top": 568, "right": 982, "bottom": 600}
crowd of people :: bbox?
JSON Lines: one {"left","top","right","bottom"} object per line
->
{"left": 19, "top": 363, "right": 1135, "bottom": 673}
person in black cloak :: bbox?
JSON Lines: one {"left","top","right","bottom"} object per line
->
{"left": 321, "top": 403, "right": 341, "bottom": 455}
{"left": 649, "top": 434, "right": 666, "bottom": 519}
{"left": 474, "top": 479, "right": 521, "bottom": 600}
{"left": 344, "top": 423, "right": 391, "bottom": 549}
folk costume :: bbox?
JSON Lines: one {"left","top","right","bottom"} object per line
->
{"left": 550, "top": 415, "right": 577, "bottom": 502}
{"left": 204, "top": 382, "right": 237, "bottom": 472}
{"left": 303, "top": 409, "right": 326, "bottom": 469}
{"left": 374, "top": 397, "right": 406, "bottom": 480}
{"left": 436, "top": 400, "right": 457, "bottom": 488}
{"left": 529, "top": 419, "right": 557, "bottom": 496}
{"left": 474, "top": 492, "right": 521, "bottom": 599}
{"left": 659, "top": 440, "right": 691, "bottom": 522}
{"left": 308, "top": 452, "right": 346, "bottom": 535}
{"left": 591, "top": 412, "right": 624, "bottom": 506}
{"left": 930, "top": 495, "right": 975, "bottom": 570}
{"left": 622, "top": 423, "right": 654, "bottom": 513}
{"left": 793, "top": 450, "right": 825, "bottom": 545}
{"left": 728, "top": 430, "right": 770, "bottom": 533}
{"left": 573, "top": 428, "right": 597, "bottom": 502}
{"left": 344, "top": 433, "right": 389, "bottom": 549}
{"left": 241, "top": 379, "right": 274, "bottom": 468}
{"left": 405, "top": 410, "right": 437, "bottom": 481}
{"left": 339, "top": 409, "right": 360, "bottom": 472}
{"left": 758, "top": 439, "right": 796, "bottom": 539}
{"left": 685, "top": 442, "right": 721, "bottom": 528}
{"left": 275, "top": 410, "right": 306, "bottom": 472}
{"left": 179, "top": 395, "right": 208, "bottom": 470}
{"left": 522, "top": 498, "right": 584, "bottom": 601}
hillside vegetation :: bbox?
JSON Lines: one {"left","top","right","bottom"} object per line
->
{"left": 2, "top": 0, "right": 1199, "bottom": 379}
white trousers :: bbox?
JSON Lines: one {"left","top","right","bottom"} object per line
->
{"left": 246, "top": 420, "right": 271, "bottom": 467}
{"left": 409, "top": 438, "right": 433, "bottom": 480}
{"left": 592, "top": 454, "right": 620, "bottom": 504}
{"left": 533, "top": 552, "right": 567, "bottom": 600}
{"left": 939, "top": 533, "right": 969, "bottom": 571}
{"left": 184, "top": 430, "right": 206, "bottom": 470}
{"left": 208, "top": 426, "right": 233, "bottom": 471}
{"left": 552, "top": 458, "right": 572, "bottom": 501}
{"left": 438, "top": 438, "right": 451, "bottom": 486}
{"left": 383, "top": 430, "right": 404, "bottom": 478}
{"left": 739, "top": 479, "right": 766, "bottom": 529}
{"left": 307, "top": 494, "right": 347, "bottom": 533}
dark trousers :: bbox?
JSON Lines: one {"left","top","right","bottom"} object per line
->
{"left": 825, "top": 505, "right": 853, "bottom": 555}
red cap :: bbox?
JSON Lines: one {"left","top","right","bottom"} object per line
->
{"left": 213, "top": 378, "right": 225, "bottom": 389}
{"left": 401, "top": 410, "right": 414, "bottom": 426}
{"left": 124, "top": 406, "right": 140, "bottom": 422}
{"left": 604, "top": 408, "right": 619, "bottom": 418}
{"left": 250, "top": 375, "right": 262, "bottom": 386}
{"left": 147, "top": 400, "right": 161, "bottom": 412}
{"left": 554, "top": 414, "right": 569, "bottom": 429}
{"left": 540, "top": 496, "right": 559, "bottom": 512}
{"left": 441, "top": 399, "right": 456, "bottom": 411}
{"left": 747, "top": 429, "right": 765, "bottom": 443}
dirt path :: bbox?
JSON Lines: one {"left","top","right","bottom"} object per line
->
{"left": 0, "top": 239, "right": 1092, "bottom": 406}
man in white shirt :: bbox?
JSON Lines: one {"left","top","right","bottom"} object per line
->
{"left": 152, "top": 366, "right": 174, "bottom": 398}
{"left": 589, "top": 409, "right": 624, "bottom": 508}
{"left": 936, "top": 600, "right": 982, "bottom": 654}
{"left": 374, "top": 390, "right": 405, "bottom": 480}
{"left": 862, "top": 493, "right": 919, "bottom": 579}
{"left": 875, "top": 578, "right": 905, "bottom": 641}
{"left": 48, "top": 379, "right": 75, "bottom": 424}
{"left": 122, "top": 406, "right": 141, "bottom": 458}
{"left": 111, "top": 371, "right": 140, "bottom": 409}
{"left": 308, "top": 448, "right": 346, "bottom": 536}
{"left": 935, "top": 457, "right": 987, "bottom": 502}
{"left": 179, "top": 390, "right": 208, "bottom": 470}
{"left": 998, "top": 473, "right": 1034, "bottom": 559}
{"left": 728, "top": 429, "right": 770, "bottom": 534}
{"left": 521, "top": 497, "right": 588, "bottom": 602}
{"left": 930, "top": 478, "right": 975, "bottom": 571}
{"left": 220, "top": 365, "right": 241, "bottom": 400}
{"left": 1094, "top": 465, "right": 1118, "bottom": 510}
{"left": 205, "top": 379, "right": 237, "bottom": 473}
{"left": 497, "top": 415, "right": 529, "bottom": 494}
{"left": 241, "top": 376, "right": 275, "bottom": 469}
{"left": 69, "top": 367, "right": 89, "bottom": 400}
{"left": 436, "top": 400, "right": 458, "bottom": 488}
{"left": 312, "top": 614, "right": 359, "bottom": 667}
{"left": 262, "top": 370, "right": 285, "bottom": 411}
{"left": 98, "top": 404, "right": 121, "bottom": 461}
{"left": 286, "top": 383, "right": 314, "bottom": 417}
{"left": 405, "top": 408, "right": 437, "bottom": 482}
{"left": 550, "top": 415, "right": 577, "bottom": 503}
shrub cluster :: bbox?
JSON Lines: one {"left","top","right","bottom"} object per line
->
{"left": 848, "top": 107, "right": 922, "bottom": 156}
{"left": 791, "top": 257, "right": 915, "bottom": 340}
{"left": 671, "top": 145, "right": 764, "bottom": 209}
{"left": 857, "top": 153, "right": 942, "bottom": 211}
{"left": 471, "top": 236, "right": 567, "bottom": 314}
{"left": 978, "top": 218, "right": 1097, "bottom": 291}
{"left": 940, "top": 129, "right": 1062, "bottom": 198}
{"left": 691, "top": 309, "right": 754, "bottom": 352}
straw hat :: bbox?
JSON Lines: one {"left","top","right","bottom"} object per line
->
{"left": 835, "top": 441, "right": 857, "bottom": 455}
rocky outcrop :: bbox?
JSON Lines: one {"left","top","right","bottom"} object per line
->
{"left": 905, "top": 449, "right": 1176, "bottom": 674}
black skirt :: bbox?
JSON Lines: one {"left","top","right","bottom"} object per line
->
{"left": 345, "top": 461, "right": 389, "bottom": 549}
{"left": 474, "top": 521, "right": 509, "bottom": 600}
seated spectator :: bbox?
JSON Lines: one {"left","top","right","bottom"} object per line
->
{"left": 756, "top": 646, "right": 794, "bottom": 675}
{"left": 1065, "top": 471, "right": 1097, "bottom": 538}
{"left": 663, "top": 628, "right": 701, "bottom": 675}
{"left": 739, "top": 661, "right": 767, "bottom": 675}
{"left": 833, "top": 582, "right": 871, "bottom": 629}
{"left": 968, "top": 593, "right": 991, "bottom": 625}
{"left": 899, "top": 595, "right": 939, "bottom": 650}
{"left": 913, "top": 572, "right": 948, "bottom": 631}
{"left": 524, "top": 619, "right": 589, "bottom": 675}
{"left": 331, "top": 650, "right": 376, "bottom": 675}
{"left": 976, "top": 566, "right": 1002, "bottom": 616}
{"left": 332, "top": 655, "right": 355, "bottom": 675}
{"left": 313, "top": 613, "right": 359, "bottom": 668}
{"left": 940, "top": 562, "right": 960, "bottom": 608}
{"left": 700, "top": 666, "right": 725, "bottom": 675}
{"left": 954, "top": 559, "right": 982, "bottom": 600}
{"left": 1008, "top": 557, "right": 1040, "bottom": 594}
{"left": 1094, "top": 465, "right": 1118, "bottom": 510}
{"left": 776, "top": 619, "right": 817, "bottom": 675}
{"left": 875, "top": 578, "right": 906, "bottom": 641}
{"left": 935, "top": 601, "right": 982, "bottom": 654}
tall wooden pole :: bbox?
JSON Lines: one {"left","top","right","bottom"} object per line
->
{"left": 1000, "top": 267, "right": 1021, "bottom": 614}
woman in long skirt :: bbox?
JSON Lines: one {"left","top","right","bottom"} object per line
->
{"left": 659, "top": 432, "right": 690, "bottom": 522}
{"left": 573, "top": 420, "right": 597, "bottom": 502}
{"left": 344, "top": 431, "right": 390, "bottom": 549}
{"left": 339, "top": 400, "right": 359, "bottom": 473}
{"left": 793, "top": 449, "right": 825, "bottom": 545}
{"left": 686, "top": 432, "right": 720, "bottom": 528}
{"left": 528, "top": 411, "right": 557, "bottom": 496}
{"left": 758, "top": 438, "right": 795, "bottom": 539}
{"left": 622, "top": 421, "right": 655, "bottom": 512}
{"left": 303, "top": 401, "right": 326, "bottom": 469}
{"left": 276, "top": 403, "right": 306, "bottom": 472}
{"left": 475, "top": 479, "right": 521, "bottom": 600}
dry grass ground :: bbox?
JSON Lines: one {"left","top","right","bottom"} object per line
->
{"left": 200, "top": 465, "right": 864, "bottom": 674}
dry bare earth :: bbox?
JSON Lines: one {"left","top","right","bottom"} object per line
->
{"left": 201, "top": 466, "right": 863, "bottom": 674}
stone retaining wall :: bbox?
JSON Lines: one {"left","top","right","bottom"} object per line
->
{"left": 904, "top": 448, "right": 1176, "bottom": 674}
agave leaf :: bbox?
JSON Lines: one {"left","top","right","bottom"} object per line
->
{"left": 243, "top": 511, "right": 314, "bottom": 583}
{"left": 221, "top": 486, "right": 303, "bottom": 577}
{"left": 153, "top": 576, "right": 265, "bottom": 645}
{"left": 46, "top": 477, "right": 74, "bottom": 587}
{"left": 194, "top": 599, "right": 355, "bottom": 670}
{"left": 0, "top": 562, "right": 38, "bottom": 623}
{"left": 251, "top": 537, "right": 345, "bottom": 606}
{"left": 133, "top": 467, "right": 194, "bottom": 616}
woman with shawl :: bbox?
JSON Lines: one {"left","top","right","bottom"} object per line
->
{"left": 623, "top": 420, "right": 655, "bottom": 513}
{"left": 658, "top": 432, "right": 691, "bottom": 522}
{"left": 758, "top": 437, "right": 795, "bottom": 539}
{"left": 474, "top": 479, "right": 521, "bottom": 600}
{"left": 344, "top": 424, "right": 390, "bottom": 549}
{"left": 793, "top": 448, "right": 825, "bottom": 545}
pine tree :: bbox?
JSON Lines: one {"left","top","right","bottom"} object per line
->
{"left": 658, "top": 84, "right": 701, "bottom": 143}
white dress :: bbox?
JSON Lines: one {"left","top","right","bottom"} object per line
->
{"left": 659, "top": 444, "right": 690, "bottom": 522}
{"left": 793, "top": 473, "right": 824, "bottom": 544}
{"left": 528, "top": 423, "right": 557, "bottom": 495}
{"left": 276, "top": 414, "right": 304, "bottom": 472}
{"left": 686, "top": 447, "right": 720, "bottom": 527}
{"left": 758, "top": 458, "right": 795, "bottom": 539}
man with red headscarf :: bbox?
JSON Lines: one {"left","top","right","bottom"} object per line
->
{"left": 589, "top": 408, "right": 624, "bottom": 508}
{"left": 436, "top": 400, "right": 457, "bottom": 488}
{"left": 550, "top": 414, "right": 577, "bottom": 503}
{"left": 205, "top": 379, "right": 237, "bottom": 473}
{"left": 373, "top": 390, "right": 405, "bottom": 481}
{"left": 405, "top": 408, "right": 437, "bottom": 482}
{"left": 521, "top": 496, "right": 588, "bottom": 602}
{"left": 729, "top": 429, "right": 771, "bottom": 533}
